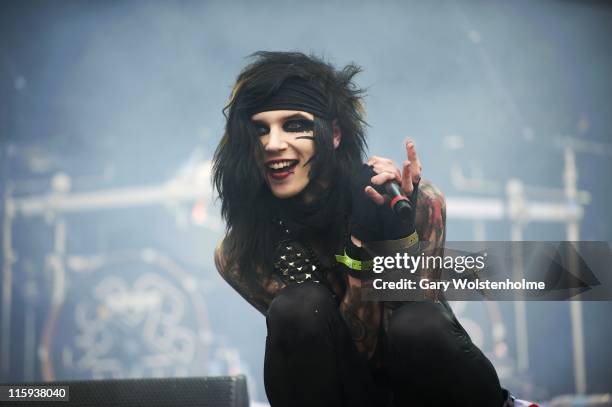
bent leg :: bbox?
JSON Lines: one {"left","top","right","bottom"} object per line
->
{"left": 386, "top": 301, "right": 504, "bottom": 406}
{"left": 264, "top": 282, "right": 378, "bottom": 407}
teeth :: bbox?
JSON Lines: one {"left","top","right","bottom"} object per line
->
{"left": 268, "top": 161, "right": 295, "bottom": 170}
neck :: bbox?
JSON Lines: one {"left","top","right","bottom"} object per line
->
{"left": 299, "top": 178, "right": 330, "bottom": 205}
{"left": 274, "top": 172, "right": 349, "bottom": 234}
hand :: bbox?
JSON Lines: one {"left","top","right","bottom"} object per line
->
{"left": 350, "top": 139, "right": 421, "bottom": 242}
{"left": 365, "top": 139, "right": 422, "bottom": 205}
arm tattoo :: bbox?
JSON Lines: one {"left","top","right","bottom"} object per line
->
{"left": 339, "top": 180, "right": 447, "bottom": 351}
{"left": 214, "top": 242, "right": 285, "bottom": 316}
{"left": 340, "top": 276, "right": 381, "bottom": 359}
{"left": 415, "top": 179, "right": 447, "bottom": 300}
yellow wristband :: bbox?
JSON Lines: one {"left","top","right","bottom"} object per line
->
{"left": 335, "top": 251, "right": 373, "bottom": 272}
{"left": 362, "top": 231, "right": 419, "bottom": 255}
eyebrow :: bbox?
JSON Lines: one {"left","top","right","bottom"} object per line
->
{"left": 251, "top": 112, "right": 314, "bottom": 124}
{"left": 284, "top": 113, "right": 313, "bottom": 121}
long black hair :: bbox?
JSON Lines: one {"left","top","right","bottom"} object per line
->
{"left": 213, "top": 51, "right": 368, "bottom": 282}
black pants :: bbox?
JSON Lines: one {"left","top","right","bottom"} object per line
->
{"left": 264, "top": 282, "right": 505, "bottom": 407}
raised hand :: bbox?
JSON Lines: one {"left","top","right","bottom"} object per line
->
{"left": 350, "top": 139, "right": 421, "bottom": 243}
{"left": 364, "top": 139, "right": 421, "bottom": 205}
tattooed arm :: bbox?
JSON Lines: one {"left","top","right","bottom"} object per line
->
{"left": 415, "top": 179, "right": 446, "bottom": 245}
{"left": 339, "top": 179, "right": 446, "bottom": 357}
{"left": 340, "top": 276, "right": 382, "bottom": 359}
{"left": 214, "top": 238, "right": 285, "bottom": 316}
{"left": 415, "top": 179, "right": 447, "bottom": 300}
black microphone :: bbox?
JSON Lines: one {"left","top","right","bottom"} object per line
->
{"left": 385, "top": 181, "right": 413, "bottom": 220}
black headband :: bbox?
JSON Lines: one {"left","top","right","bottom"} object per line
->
{"left": 249, "top": 77, "right": 332, "bottom": 119}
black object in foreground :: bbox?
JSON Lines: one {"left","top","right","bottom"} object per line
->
{"left": 0, "top": 375, "right": 249, "bottom": 407}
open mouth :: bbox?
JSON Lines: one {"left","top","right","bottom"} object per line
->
{"left": 266, "top": 159, "right": 299, "bottom": 179}
{"left": 266, "top": 160, "right": 299, "bottom": 174}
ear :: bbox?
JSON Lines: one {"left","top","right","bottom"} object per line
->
{"left": 332, "top": 119, "right": 342, "bottom": 149}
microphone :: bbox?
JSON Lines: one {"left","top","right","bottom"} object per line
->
{"left": 385, "top": 181, "right": 413, "bottom": 220}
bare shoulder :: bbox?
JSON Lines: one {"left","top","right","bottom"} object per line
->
{"left": 215, "top": 238, "right": 241, "bottom": 286}
{"left": 214, "top": 237, "right": 246, "bottom": 285}
{"left": 214, "top": 238, "right": 229, "bottom": 276}
{"left": 213, "top": 236, "right": 282, "bottom": 315}
{"left": 415, "top": 179, "right": 446, "bottom": 243}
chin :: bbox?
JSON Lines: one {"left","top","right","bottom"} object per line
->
{"left": 270, "top": 188, "right": 300, "bottom": 199}
{"left": 269, "top": 183, "right": 308, "bottom": 199}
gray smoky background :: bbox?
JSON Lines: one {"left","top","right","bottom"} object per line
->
{"left": 1, "top": 0, "right": 611, "bottom": 404}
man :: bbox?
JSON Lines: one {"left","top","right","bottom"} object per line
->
{"left": 213, "top": 51, "right": 505, "bottom": 406}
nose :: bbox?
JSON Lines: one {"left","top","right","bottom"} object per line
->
{"left": 264, "top": 127, "right": 288, "bottom": 152}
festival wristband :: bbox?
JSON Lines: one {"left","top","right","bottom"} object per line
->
{"left": 335, "top": 251, "right": 373, "bottom": 272}
{"left": 335, "top": 236, "right": 376, "bottom": 279}
{"left": 362, "top": 231, "right": 420, "bottom": 257}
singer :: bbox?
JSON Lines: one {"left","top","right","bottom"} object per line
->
{"left": 213, "top": 52, "right": 509, "bottom": 406}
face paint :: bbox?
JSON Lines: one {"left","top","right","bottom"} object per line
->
{"left": 251, "top": 110, "right": 315, "bottom": 199}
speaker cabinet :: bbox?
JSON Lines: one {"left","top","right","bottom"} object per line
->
{"left": 1, "top": 375, "right": 249, "bottom": 407}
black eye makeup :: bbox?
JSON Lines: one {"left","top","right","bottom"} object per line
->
{"left": 251, "top": 116, "right": 314, "bottom": 137}
{"left": 283, "top": 118, "right": 314, "bottom": 133}
{"left": 254, "top": 123, "right": 269, "bottom": 137}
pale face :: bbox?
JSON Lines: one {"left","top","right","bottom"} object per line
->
{"left": 251, "top": 110, "right": 316, "bottom": 199}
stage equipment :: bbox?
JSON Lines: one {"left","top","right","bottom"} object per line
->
{"left": 444, "top": 136, "right": 612, "bottom": 396}
{"left": 1, "top": 161, "right": 219, "bottom": 380}
{"left": 40, "top": 248, "right": 212, "bottom": 381}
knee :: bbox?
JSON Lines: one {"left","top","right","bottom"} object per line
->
{"left": 387, "top": 301, "right": 463, "bottom": 358}
{"left": 266, "top": 282, "right": 337, "bottom": 341}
